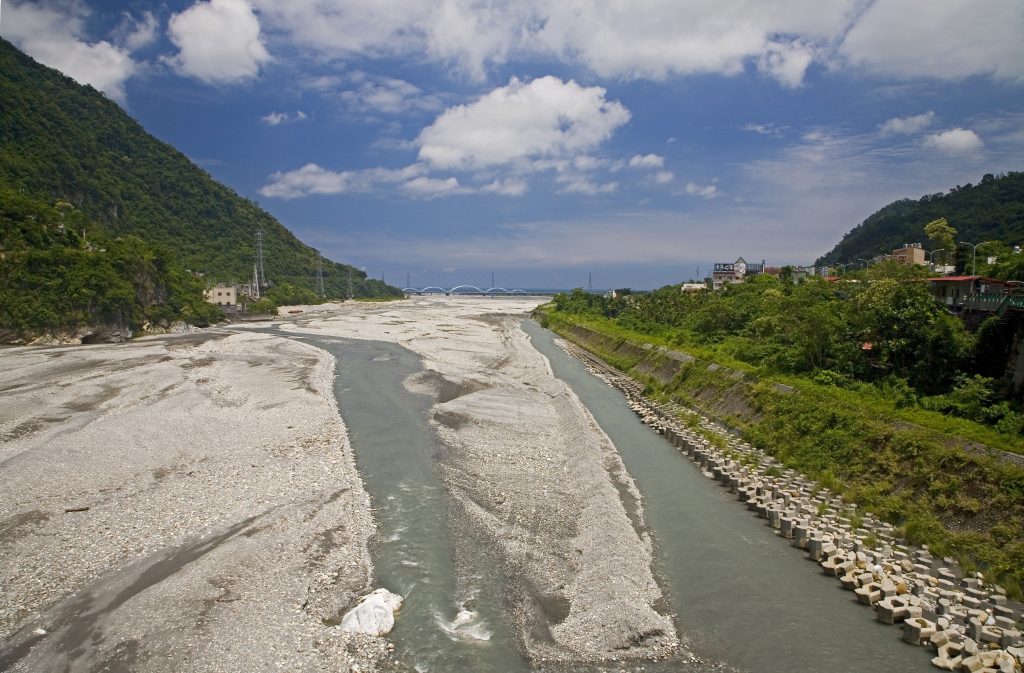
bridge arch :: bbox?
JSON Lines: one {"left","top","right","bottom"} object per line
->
{"left": 449, "top": 285, "right": 486, "bottom": 294}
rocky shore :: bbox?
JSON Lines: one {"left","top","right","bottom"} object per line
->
{"left": 0, "top": 330, "right": 386, "bottom": 672}
{"left": 557, "top": 336, "right": 1024, "bottom": 673}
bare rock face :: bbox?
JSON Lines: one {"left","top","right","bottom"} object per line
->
{"left": 340, "top": 589, "right": 404, "bottom": 636}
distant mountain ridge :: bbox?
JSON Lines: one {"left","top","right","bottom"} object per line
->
{"left": 816, "top": 172, "right": 1024, "bottom": 268}
{"left": 0, "top": 37, "right": 398, "bottom": 299}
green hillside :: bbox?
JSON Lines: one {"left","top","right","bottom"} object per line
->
{"left": 816, "top": 172, "right": 1024, "bottom": 269}
{"left": 0, "top": 37, "right": 399, "bottom": 301}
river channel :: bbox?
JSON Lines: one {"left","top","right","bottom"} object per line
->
{"left": 295, "top": 321, "right": 933, "bottom": 673}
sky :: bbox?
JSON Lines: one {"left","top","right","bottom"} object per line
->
{"left": 2, "top": 0, "right": 1023, "bottom": 290}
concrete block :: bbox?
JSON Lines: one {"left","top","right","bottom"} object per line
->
{"left": 903, "top": 617, "right": 937, "bottom": 645}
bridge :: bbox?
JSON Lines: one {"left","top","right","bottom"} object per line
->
{"left": 401, "top": 285, "right": 551, "bottom": 296}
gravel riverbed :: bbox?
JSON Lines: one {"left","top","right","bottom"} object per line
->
{"left": 0, "top": 330, "right": 385, "bottom": 672}
{"left": 272, "top": 297, "right": 681, "bottom": 664}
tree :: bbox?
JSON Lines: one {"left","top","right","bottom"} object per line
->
{"left": 924, "top": 217, "right": 957, "bottom": 266}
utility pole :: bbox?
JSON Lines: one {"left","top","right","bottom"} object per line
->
{"left": 588, "top": 272, "right": 592, "bottom": 292}
{"left": 315, "top": 252, "right": 325, "bottom": 297}
{"left": 491, "top": 271, "right": 495, "bottom": 289}
{"left": 255, "top": 229, "right": 266, "bottom": 289}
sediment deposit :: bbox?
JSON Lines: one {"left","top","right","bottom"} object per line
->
{"left": 0, "top": 330, "right": 383, "bottom": 672}
{"left": 274, "top": 297, "right": 680, "bottom": 663}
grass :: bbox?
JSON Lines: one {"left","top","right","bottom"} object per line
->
{"left": 542, "top": 307, "right": 1024, "bottom": 598}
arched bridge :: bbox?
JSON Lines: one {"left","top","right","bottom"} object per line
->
{"left": 402, "top": 285, "right": 531, "bottom": 296}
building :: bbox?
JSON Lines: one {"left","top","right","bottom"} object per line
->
{"left": 891, "top": 243, "right": 926, "bottom": 266}
{"left": 204, "top": 283, "right": 239, "bottom": 307}
{"left": 927, "top": 276, "right": 1005, "bottom": 308}
{"left": 680, "top": 282, "right": 707, "bottom": 292}
{"left": 711, "top": 257, "right": 766, "bottom": 290}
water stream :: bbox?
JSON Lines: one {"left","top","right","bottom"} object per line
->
{"left": 521, "top": 319, "right": 935, "bottom": 673}
{"left": 287, "top": 322, "right": 934, "bottom": 673}
{"left": 303, "top": 335, "right": 531, "bottom": 673}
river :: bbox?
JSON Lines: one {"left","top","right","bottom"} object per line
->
{"left": 297, "top": 319, "right": 933, "bottom": 673}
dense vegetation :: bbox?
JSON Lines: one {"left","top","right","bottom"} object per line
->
{"left": 542, "top": 271, "right": 1024, "bottom": 594}
{"left": 817, "top": 172, "right": 1024, "bottom": 272}
{"left": 0, "top": 188, "right": 222, "bottom": 340}
{"left": 553, "top": 265, "right": 1022, "bottom": 435}
{"left": 0, "top": 37, "right": 400, "bottom": 325}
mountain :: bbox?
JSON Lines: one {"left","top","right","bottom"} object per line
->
{"left": 0, "top": 37, "right": 399, "bottom": 300}
{"left": 816, "top": 172, "right": 1024, "bottom": 268}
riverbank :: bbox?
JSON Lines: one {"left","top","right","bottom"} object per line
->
{"left": 0, "top": 330, "right": 385, "bottom": 672}
{"left": 541, "top": 314, "right": 1024, "bottom": 672}
{"left": 268, "top": 297, "right": 681, "bottom": 664}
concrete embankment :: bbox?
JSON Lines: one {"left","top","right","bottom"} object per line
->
{"left": 550, "top": 332, "right": 1024, "bottom": 673}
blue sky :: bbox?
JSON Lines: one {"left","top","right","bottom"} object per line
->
{"left": 3, "top": 0, "right": 1023, "bottom": 289}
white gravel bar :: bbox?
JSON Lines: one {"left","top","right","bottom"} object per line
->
{"left": 0, "top": 329, "right": 385, "bottom": 672}
{"left": 273, "top": 297, "right": 680, "bottom": 663}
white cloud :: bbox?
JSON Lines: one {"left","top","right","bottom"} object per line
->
{"left": 741, "top": 122, "right": 790, "bottom": 139}
{"left": 260, "top": 163, "right": 358, "bottom": 198}
{"left": 247, "top": 1, "right": 1023, "bottom": 87}
{"left": 923, "top": 128, "right": 983, "bottom": 154}
{"left": 557, "top": 177, "right": 618, "bottom": 195}
{"left": 340, "top": 72, "right": 444, "bottom": 115}
{"left": 401, "top": 176, "right": 464, "bottom": 198}
{"left": 480, "top": 178, "right": 528, "bottom": 196}
{"left": 841, "top": 0, "right": 1024, "bottom": 82}
{"left": 262, "top": 110, "right": 307, "bottom": 125}
{"left": 628, "top": 154, "right": 665, "bottom": 169}
{"left": 682, "top": 182, "right": 719, "bottom": 199}
{"left": 0, "top": 1, "right": 139, "bottom": 102}
{"left": 114, "top": 11, "right": 159, "bottom": 52}
{"left": 166, "top": 0, "right": 271, "bottom": 84}
{"left": 417, "top": 76, "right": 630, "bottom": 170}
{"left": 757, "top": 39, "right": 814, "bottom": 88}
{"left": 880, "top": 112, "right": 935, "bottom": 136}
{"left": 654, "top": 171, "right": 674, "bottom": 184}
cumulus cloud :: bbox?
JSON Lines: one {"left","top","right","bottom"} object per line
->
{"left": 417, "top": 76, "right": 630, "bottom": 170}
{"left": 0, "top": 1, "right": 140, "bottom": 102}
{"left": 923, "top": 128, "right": 984, "bottom": 154}
{"left": 166, "top": 0, "right": 271, "bottom": 84}
{"left": 628, "top": 154, "right": 665, "bottom": 169}
{"left": 259, "top": 163, "right": 358, "bottom": 198}
{"left": 841, "top": 0, "right": 1024, "bottom": 82}
{"left": 654, "top": 171, "right": 674, "bottom": 184}
{"left": 682, "top": 182, "right": 719, "bottom": 199}
{"left": 401, "top": 176, "right": 464, "bottom": 198}
{"left": 260, "top": 162, "right": 530, "bottom": 199}
{"left": 248, "top": 1, "right": 1023, "bottom": 88}
{"left": 340, "top": 72, "right": 444, "bottom": 115}
{"left": 262, "top": 111, "right": 307, "bottom": 125}
{"left": 880, "top": 112, "right": 935, "bottom": 135}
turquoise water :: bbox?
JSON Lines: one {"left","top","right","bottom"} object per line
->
{"left": 286, "top": 322, "right": 933, "bottom": 673}
{"left": 521, "top": 320, "right": 934, "bottom": 673}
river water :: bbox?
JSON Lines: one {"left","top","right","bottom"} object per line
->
{"left": 298, "top": 322, "right": 933, "bottom": 673}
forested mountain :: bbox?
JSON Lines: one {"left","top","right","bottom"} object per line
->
{"left": 0, "top": 38, "right": 398, "bottom": 301}
{"left": 817, "top": 172, "right": 1024, "bottom": 267}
